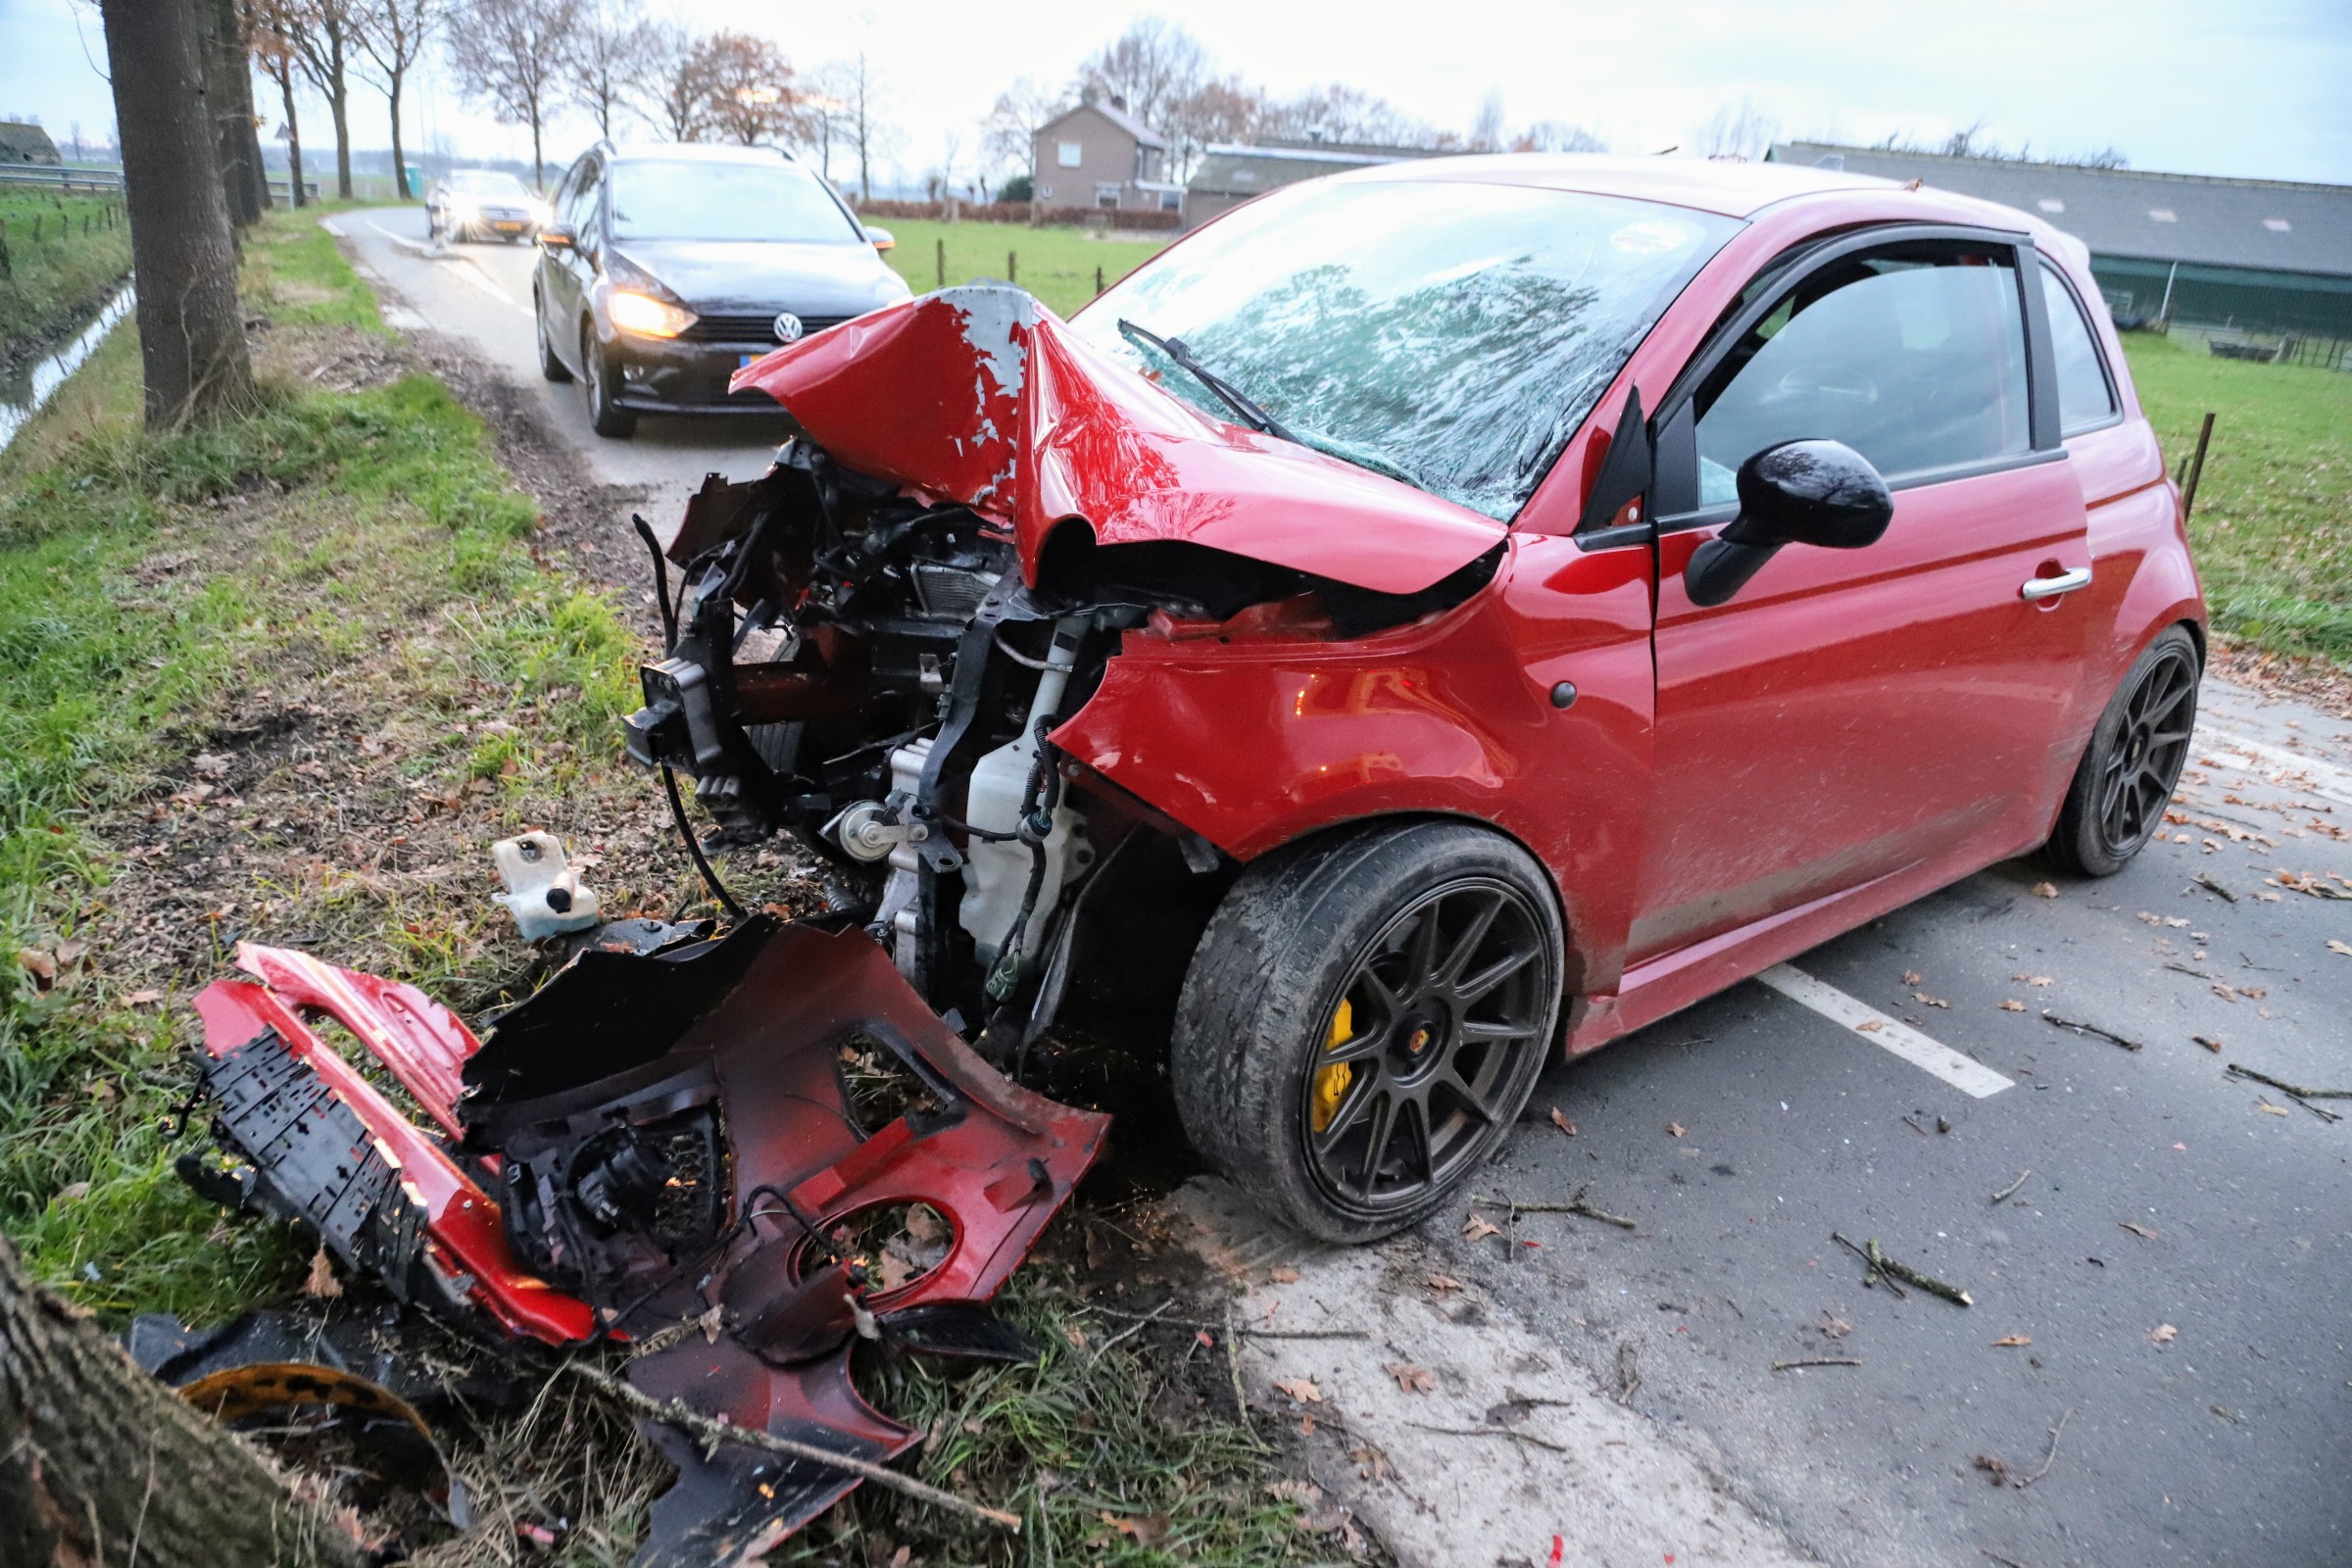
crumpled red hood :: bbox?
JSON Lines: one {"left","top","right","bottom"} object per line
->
{"left": 730, "top": 285, "right": 1506, "bottom": 596}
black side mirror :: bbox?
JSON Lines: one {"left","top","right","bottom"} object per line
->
{"left": 1684, "top": 439, "right": 1893, "bottom": 608}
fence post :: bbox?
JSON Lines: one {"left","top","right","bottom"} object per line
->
{"left": 1095, "top": 265, "right": 1104, "bottom": 296}
{"left": 1007, "top": 250, "right": 1015, "bottom": 283}
{"left": 0, "top": 220, "right": 11, "bottom": 281}
{"left": 2180, "top": 412, "right": 2216, "bottom": 523}
{"left": 31, "top": 215, "right": 40, "bottom": 244}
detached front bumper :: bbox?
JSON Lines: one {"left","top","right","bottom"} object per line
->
{"left": 183, "top": 917, "right": 1107, "bottom": 1565}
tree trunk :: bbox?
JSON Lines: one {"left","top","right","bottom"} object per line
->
{"left": 0, "top": 1238, "right": 363, "bottom": 1568}
{"left": 276, "top": 70, "right": 305, "bottom": 208}
{"left": 330, "top": 86, "right": 352, "bottom": 200}
{"left": 100, "top": 0, "right": 256, "bottom": 429}
{"left": 388, "top": 75, "right": 408, "bottom": 200}
{"left": 198, "top": 0, "right": 263, "bottom": 228}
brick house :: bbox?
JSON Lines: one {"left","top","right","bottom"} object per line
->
{"left": 1032, "top": 88, "right": 1185, "bottom": 216}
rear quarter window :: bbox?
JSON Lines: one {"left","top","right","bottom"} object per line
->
{"left": 2039, "top": 264, "right": 2119, "bottom": 432}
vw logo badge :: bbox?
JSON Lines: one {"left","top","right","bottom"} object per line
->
{"left": 772, "top": 312, "right": 805, "bottom": 344}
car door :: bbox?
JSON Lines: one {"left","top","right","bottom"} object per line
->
{"left": 1629, "top": 227, "right": 2095, "bottom": 964}
{"left": 540, "top": 156, "right": 599, "bottom": 369}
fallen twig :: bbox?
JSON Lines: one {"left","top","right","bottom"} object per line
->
{"left": 1832, "top": 1232, "right": 1972, "bottom": 1305}
{"left": 2041, "top": 1010, "right": 2143, "bottom": 1051}
{"left": 2013, "top": 1407, "right": 2074, "bottom": 1490}
{"left": 1770, "top": 1357, "right": 1862, "bottom": 1372}
{"left": 1899, "top": 1114, "right": 1931, "bottom": 1136}
{"left": 1988, "top": 1169, "right": 2033, "bottom": 1205}
{"left": 1830, "top": 1232, "right": 1905, "bottom": 1298}
{"left": 1981, "top": 1552, "right": 2032, "bottom": 1568}
{"left": 1405, "top": 1421, "right": 1570, "bottom": 1453}
{"left": 1221, "top": 1301, "right": 1256, "bottom": 1441}
{"left": 1089, "top": 1298, "right": 1173, "bottom": 1362}
{"left": 2192, "top": 872, "right": 2237, "bottom": 903}
{"left": 2226, "top": 1063, "right": 2349, "bottom": 1123}
{"left": 1471, "top": 1188, "right": 1636, "bottom": 1231}
{"left": 560, "top": 1360, "right": 1021, "bottom": 1532}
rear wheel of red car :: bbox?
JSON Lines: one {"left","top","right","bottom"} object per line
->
{"left": 2046, "top": 626, "right": 2201, "bottom": 877}
{"left": 581, "top": 321, "right": 637, "bottom": 438}
{"left": 1171, "top": 821, "right": 1564, "bottom": 1243}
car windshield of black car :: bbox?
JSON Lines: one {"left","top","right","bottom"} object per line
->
{"left": 611, "top": 161, "right": 864, "bottom": 245}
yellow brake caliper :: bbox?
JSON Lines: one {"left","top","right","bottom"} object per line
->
{"left": 1311, "top": 998, "right": 1354, "bottom": 1135}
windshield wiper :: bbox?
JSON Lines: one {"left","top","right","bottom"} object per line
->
{"left": 1117, "top": 318, "right": 1298, "bottom": 445}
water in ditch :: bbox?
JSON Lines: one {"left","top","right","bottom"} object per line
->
{"left": 0, "top": 285, "right": 135, "bottom": 455}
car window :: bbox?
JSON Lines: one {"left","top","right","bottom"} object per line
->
{"left": 610, "top": 160, "right": 862, "bottom": 244}
{"left": 1074, "top": 180, "right": 1740, "bottom": 521}
{"left": 559, "top": 160, "right": 594, "bottom": 231}
{"left": 2040, "top": 264, "right": 2118, "bottom": 431}
{"left": 1694, "top": 243, "right": 2030, "bottom": 503}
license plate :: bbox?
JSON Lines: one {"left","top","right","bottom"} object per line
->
{"left": 494, "top": 220, "right": 522, "bottom": 231}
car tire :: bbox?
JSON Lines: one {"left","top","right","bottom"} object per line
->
{"left": 2045, "top": 625, "right": 2201, "bottom": 877}
{"left": 1171, "top": 820, "right": 1564, "bottom": 1243}
{"left": 580, "top": 321, "right": 637, "bottom": 438}
{"left": 535, "top": 291, "right": 572, "bottom": 383}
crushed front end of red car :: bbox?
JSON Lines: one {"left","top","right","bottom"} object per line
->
{"left": 183, "top": 917, "right": 1105, "bottom": 1563}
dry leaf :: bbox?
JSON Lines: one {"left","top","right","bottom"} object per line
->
{"left": 1914, "top": 992, "right": 1949, "bottom": 1008}
{"left": 1273, "top": 1377, "right": 1323, "bottom": 1404}
{"left": 2164, "top": 916, "right": 2188, "bottom": 928}
{"left": 192, "top": 752, "right": 232, "bottom": 778}
{"left": 1819, "top": 1313, "right": 1852, "bottom": 1340}
{"left": 1991, "top": 1334, "right": 2032, "bottom": 1348}
{"left": 2328, "top": 939, "right": 2352, "bottom": 957}
{"left": 1269, "top": 1264, "right": 1299, "bottom": 1284}
{"left": 1384, "top": 1362, "right": 1437, "bottom": 1395}
{"left": 303, "top": 1248, "right": 343, "bottom": 1299}
{"left": 1426, "top": 1274, "right": 1464, "bottom": 1294}
{"left": 54, "top": 1181, "right": 89, "bottom": 1203}
{"left": 2149, "top": 1323, "right": 2177, "bottom": 1346}
{"left": 2120, "top": 1221, "right": 2160, "bottom": 1241}
{"left": 125, "top": 989, "right": 162, "bottom": 1005}
{"left": 2011, "top": 974, "right": 2055, "bottom": 987}
{"left": 1101, "top": 1512, "right": 1170, "bottom": 1548}
{"left": 1665, "top": 1121, "right": 1687, "bottom": 1138}
{"left": 2257, "top": 1101, "right": 2291, "bottom": 1116}
{"left": 1998, "top": 999, "right": 2026, "bottom": 1011}
{"left": 1854, "top": 1020, "right": 1885, "bottom": 1034}
{"left": 1549, "top": 1106, "right": 1578, "bottom": 1137}
{"left": 1902, "top": 970, "right": 1923, "bottom": 986}
{"left": 2031, "top": 881, "right": 2059, "bottom": 899}
{"left": 2135, "top": 909, "right": 2161, "bottom": 924}
{"left": 1463, "top": 1213, "right": 1500, "bottom": 1243}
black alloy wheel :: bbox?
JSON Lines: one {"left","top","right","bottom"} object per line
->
{"left": 1301, "top": 879, "right": 1551, "bottom": 1215}
{"left": 1172, "top": 821, "right": 1565, "bottom": 1242}
{"left": 2047, "top": 626, "right": 2202, "bottom": 876}
{"left": 535, "top": 289, "right": 571, "bottom": 382}
{"left": 581, "top": 321, "right": 637, "bottom": 438}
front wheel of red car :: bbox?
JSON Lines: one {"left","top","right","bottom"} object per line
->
{"left": 1171, "top": 821, "right": 1564, "bottom": 1243}
{"left": 2045, "top": 625, "right": 2202, "bottom": 876}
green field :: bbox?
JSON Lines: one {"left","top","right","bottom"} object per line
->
{"left": 0, "top": 187, "right": 131, "bottom": 363}
{"left": 2121, "top": 332, "right": 2352, "bottom": 664}
{"left": 878, "top": 217, "right": 1168, "bottom": 318}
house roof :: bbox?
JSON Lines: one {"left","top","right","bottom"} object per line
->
{"left": 1039, "top": 100, "right": 1166, "bottom": 151}
{"left": 1769, "top": 141, "right": 2352, "bottom": 279}
{"left": 0, "top": 122, "right": 59, "bottom": 164}
{"left": 1189, "top": 141, "right": 1427, "bottom": 195}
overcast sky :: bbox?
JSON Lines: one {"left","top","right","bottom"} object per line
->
{"left": 3, "top": 0, "right": 2348, "bottom": 188}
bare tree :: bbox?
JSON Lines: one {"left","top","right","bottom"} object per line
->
{"left": 1075, "top": 16, "right": 1204, "bottom": 128}
{"left": 354, "top": 0, "right": 438, "bottom": 199}
{"left": 286, "top": 0, "right": 360, "bottom": 198}
{"left": 445, "top": 0, "right": 579, "bottom": 186}
{"left": 1258, "top": 83, "right": 1441, "bottom": 148}
{"left": 565, "top": 0, "right": 651, "bottom": 140}
{"left": 249, "top": 1, "right": 307, "bottom": 206}
{"left": 1516, "top": 120, "right": 1606, "bottom": 153}
{"left": 1697, "top": 94, "right": 1779, "bottom": 161}
{"left": 696, "top": 30, "right": 798, "bottom": 146}
{"left": 838, "top": 50, "right": 894, "bottom": 202}
{"left": 799, "top": 60, "right": 863, "bottom": 181}
{"left": 102, "top": 0, "right": 255, "bottom": 425}
{"left": 979, "top": 75, "right": 1067, "bottom": 194}
{"left": 633, "top": 21, "right": 712, "bottom": 140}
{"left": 1469, "top": 88, "right": 1506, "bottom": 153}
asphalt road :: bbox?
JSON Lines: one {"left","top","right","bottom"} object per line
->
{"left": 335, "top": 208, "right": 2350, "bottom": 1568}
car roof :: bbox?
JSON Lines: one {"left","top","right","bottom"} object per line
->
{"left": 602, "top": 142, "right": 797, "bottom": 168}
{"left": 1341, "top": 152, "right": 1897, "bottom": 218}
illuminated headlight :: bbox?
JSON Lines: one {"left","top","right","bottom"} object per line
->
{"left": 608, "top": 290, "right": 698, "bottom": 339}
{"left": 530, "top": 199, "right": 552, "bottom": 225}
{"left": 451, "top": 197, "right": 480, "bottom": 219}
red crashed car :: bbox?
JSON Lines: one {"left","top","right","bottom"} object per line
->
{"left": 624, "top": 154, "right": 2202, "bottom": 1243}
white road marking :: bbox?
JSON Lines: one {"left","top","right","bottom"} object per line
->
{"left": 1756, "top": 964, "right": 2014, "bottom": 1099}
{"left": 317, "top": 217, "right": 346, "bottom": 238}
{"left": 2192, "top": 723, "right": 2352, "bottom": 808}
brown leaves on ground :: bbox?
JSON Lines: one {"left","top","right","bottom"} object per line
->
{"left": 302, "top": 1247, "right": 342, "bottom": 1298}
{"left": 1991, "top": 1334, "right": 2032, "bottom": 1348}
{"left": 1999, "top": 999, "right": 2027, "bottom": 1011}
{"left": 1665, "top": 1121, "right": 1687, "bottom": 1139}
{"left": 1548, "top": 1106, "right": 1577, "bottom": 1138}
{"left": 2012, "top": 973, "right": 2055, "bottom": 987}
{"left": 1913, "top": 992, "right": 1950, "bottom": 1008}
{"left": 1268, "top": 1265, "right": 1299, "bottom": 1284}
{"left": 1100, "top": 1511, "right": 1170, "bottom": 1548}
{"left": 1902, "top": 970, "right": 1923, "bottom": 986}
{"left": 2120, "top": 1221, "right": 2160, "bottom": 1241}
{"left": 2031, "top": 881, "right": 2060, "bottom": 899}
{"left": 2327, "top": 938, "right": 2352, "bottom": 956}
{"left": 2257, "top": 1100, "right": 2293, "bottom": 1116}
{"left": 1426, "top": 1274, "right": 1464, "bottom": 1295}
{"left": 1383, "top": 1362, "right": 1436, "bottom": 1395}
{"left": 1463, "top": 1212, "right": 1501, "bottom": 1243}
{"left": 1854, "top": 1020, "right": 1886, "bottom": 1034}
{"left": 2149, "top": 1323, "right": 2178, "bottom": 1346}
{"left": 1818, "top": 1312, "right": 1852, "bottom": 1340}
{"left": 1272, "top": 1377, "right": 1322, "bottom": 1405}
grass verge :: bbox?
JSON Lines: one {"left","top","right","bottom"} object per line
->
{"left": 0, "top": 187, "right": 131, "bottom": 365}
{"left": 0, "top": 208, "right": 1342, "bottom": 1566}
{"left": 2122, "top": 331, "right": 2352, "bottom": 665}
{"left": 880, "top": 218, "right": 1169, "bottom": 318}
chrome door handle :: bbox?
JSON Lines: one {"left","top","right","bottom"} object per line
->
{"left": 2020, "top": 565, "right": 2093, "bottom": 601}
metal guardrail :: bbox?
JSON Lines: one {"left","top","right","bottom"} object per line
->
{"left": 0, "top": 163, "right": 123, "bottom": 192}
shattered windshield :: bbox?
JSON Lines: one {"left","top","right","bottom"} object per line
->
{"left": 1076, "top": 179, "right": 1739, "bottom": 520}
